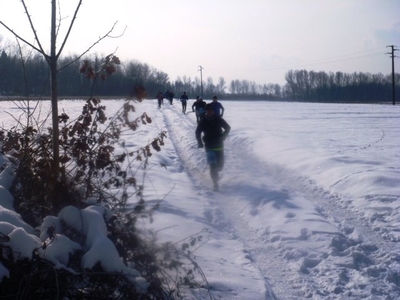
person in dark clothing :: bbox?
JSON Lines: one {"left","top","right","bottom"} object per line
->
{"left": 192, "top": 96, "right": 207, "bottom": 123}
{"left": 156, "top": 91, "right": 164, "bottom": 108}
{"left": 210, "top": 95, "right": 225, "bottom": 117}
{"left": 195, "top": 103, "right": 231, "bottom": 191}
{"left": 164, "top": 90, "right": 170, "bottom": 102}
{"left": 165, "top": 90, "right": 175, "bottom": 105}
{"left": 180, "top": 91, "right": 189, "bottom": 113}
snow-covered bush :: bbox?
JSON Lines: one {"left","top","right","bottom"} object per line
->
{"left": 0, "top": 96, "right": 166, "bottom": 298}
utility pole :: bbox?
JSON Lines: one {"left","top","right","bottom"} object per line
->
{"left": 386, "top": 45, "right": 398, "bottom": 105}
{"left": 198, "top": 65, "right": 204, "bottom": 98}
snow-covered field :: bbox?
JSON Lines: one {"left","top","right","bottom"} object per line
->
{"left": 1, "top": 98, "right": 399, "bottom": 299}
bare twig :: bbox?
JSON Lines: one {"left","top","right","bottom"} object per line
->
{"left": 0, "top": 21, "right": 44, "bottom": 57}
{"left": 20, "top": 0, "right": 49, "bottom": 59}
{"left": 58, "top": 22, "right": 125, "bottom": 72}
{"left": 56, "top": 0, "right": 83, "bottom": 59}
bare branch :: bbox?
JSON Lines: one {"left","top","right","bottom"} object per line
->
{"left": 58, "top": 21, "right": 123, "bottom": 72}
{"left": 0, "top": 20, "right": 47, "bottom": 59}
{"left": 56, "top": 0, "right": 63, "bottom": 38}
{"left": 15, "top": 39, "right": 30, "bottom": 103}
{"left": 20, "top": 0, "right": 49, "bottom": 60}
{"left": 56, "top": 0, "right": 83, "bottom": 59}
{"left": 4, "top": 110, "right": 25, "bottom": 130}
{"left": 106, "top": 26, "right": 127, "bottom": 39}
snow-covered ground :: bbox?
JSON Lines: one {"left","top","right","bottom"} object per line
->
{"left": 1, "top": 98, "right": 399, "bottom": 299}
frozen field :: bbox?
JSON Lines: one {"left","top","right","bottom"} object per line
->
{"left": 1, "top": 99, "right": 399, "bottom": 299}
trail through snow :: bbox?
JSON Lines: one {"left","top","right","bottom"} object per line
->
{"left": 1, "top": 99, "right": 399, "bottom": 299}
{"left": 148, "top": 100, "right": 400, "bottom": 299}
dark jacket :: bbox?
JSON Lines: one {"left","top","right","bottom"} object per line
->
{"left": 195, "top": 116, "right": 231, "bottom": 149}
{"left": 180, "top": 94, "right": 189, "bottom": 102}
{"left": 192, "top": 100, "right": 206, "bottom": 113}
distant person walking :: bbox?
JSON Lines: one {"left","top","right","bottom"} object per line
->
{"left": 168, "top": 90, "right": 174, "bottom": 105}
{"left": 156, "top": 91, "right": 164, "bottom": 108}
{"left": 210, "top": 95, "right": 225, "bottom": 117}
{"left": 192, "top": 96, "right": 207, "bottom": 123}
{"left": 195, "top": 103, "right": 231, "bottom": 191}
{"left": 180, "top": 91, "right": 189, "bottom": 113}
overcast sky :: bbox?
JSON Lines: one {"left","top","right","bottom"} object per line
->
{"left": 0, "top": 0, "right": 399, "bottom": 85}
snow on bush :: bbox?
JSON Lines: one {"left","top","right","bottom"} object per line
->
{"left": 0, "top": 157, "right": 149, "bottom": 293}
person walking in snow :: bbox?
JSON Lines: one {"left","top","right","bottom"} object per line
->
{"left": 192, "top": 96, "right": 207, "bottom": 123}
{"left": 195, "top": 103, "right": 231, "bottom": 191}
{"left": 168, "top": 90, "right": 174, "bottom": 105}
{"left": 210, "top": 95, "right": 225, "bottom": 117}
{"left": 156, "top": 91, "right": 164, "bottom": 108}
{"left": 180, "top": 91, "right": 189, "bottom": 114}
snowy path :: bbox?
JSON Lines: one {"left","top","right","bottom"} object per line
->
{"left": 155, "top": 101, "right": 400, "bottom": 299}
{"left": 1, "top": 99, "right": 398, "bottom": 299}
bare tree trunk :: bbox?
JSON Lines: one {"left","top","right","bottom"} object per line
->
{"left": 50, "top": 0, "right": 59, "bottom": 173}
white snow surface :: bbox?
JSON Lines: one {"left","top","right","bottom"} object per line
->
{"left": 0, "top": 99, "right": 399, "bottom": 299}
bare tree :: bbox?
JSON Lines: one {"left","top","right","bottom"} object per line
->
{"left": 0, "top": 0, "right": 122, "bottom": 173}
{"left": 217, "top": 76, "right": 226, "bottom": 94}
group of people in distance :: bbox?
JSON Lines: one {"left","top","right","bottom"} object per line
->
{"left": 155, "top": 91, "right": 230, "bottom": 191}
{"left": 156, "top": 90, "right": 174, "bottom": 108}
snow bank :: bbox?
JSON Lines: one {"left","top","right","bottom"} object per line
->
{"left": 0, "top": 156, "right": 148, "bottom": 293}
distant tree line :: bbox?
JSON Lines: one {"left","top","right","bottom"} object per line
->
{"left": 284, "top": 69, "right": 399, "bottom": 103}
{"left": 0, "top": 43, "right": 398, "bottom": 103}
{"left": 0, "top": 49, "right": 171, "bottom": 99}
